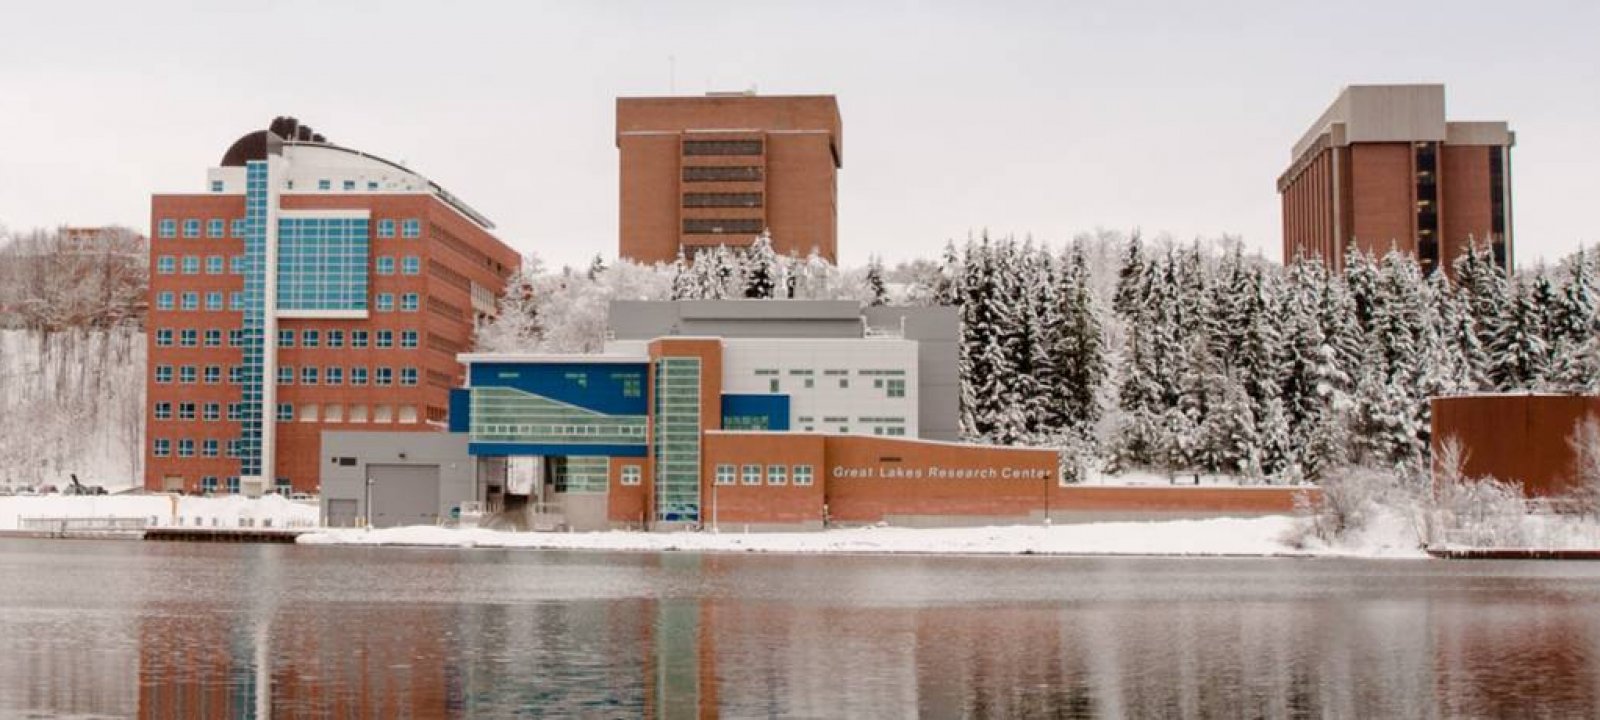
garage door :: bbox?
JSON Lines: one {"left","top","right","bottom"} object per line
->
{"left": 369, "top": 464, "right": 441, "bottom": 528}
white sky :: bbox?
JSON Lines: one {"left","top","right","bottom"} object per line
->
{"left": 1, "top": 0, "right": 1596, "bottom": 270}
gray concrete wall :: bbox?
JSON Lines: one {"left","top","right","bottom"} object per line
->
{"left": 320, "top": 431, "right": 475, "bottom": 528}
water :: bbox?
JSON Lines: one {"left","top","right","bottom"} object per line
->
{"left": 1, "top": 540, "right": 1599, "bottom": 718}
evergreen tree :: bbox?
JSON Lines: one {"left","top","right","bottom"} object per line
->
{"left": 1055, "top": 244, "right": 1106, "bottom": 441}
{"left": 864, "top": 255, "right": 889, "bottom": 307}
{"left": 743, "top": 231, "right": 779, "bottom": 299}
{"left": 669, "top": 248, "right": 695, "bottom": 300}
{"left": 1489, "top": 275, "right": 1552, "bottom": 389}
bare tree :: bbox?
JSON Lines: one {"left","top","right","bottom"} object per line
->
{"left": 1567, "top": 415, "right": 1600, "bottom": 519}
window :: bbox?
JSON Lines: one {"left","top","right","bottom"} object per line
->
{"left": 317, "top": 179, "right": 331, "bottom": 190}
{"left": 229, "top": 292, "right": 244, "bottom": 311}
{"left": 157, "top": 256, "right": 176, "bottom": 274}
{"left": 302, "top": 366, "right": 319, "bottom": 385}
{"left": 377, "top": 219, "right": 395, "bottom": 238}
{"left": 200, "top": 476, "right": 218, "bottom": 493}
{"left": 204, "top": 329, "right": 222, "bottom": 348}
{"left": 324, "top": 404, "right": 344, "bottom": 422}
{"left": 178, "top": 366, "right": 196, "bottom": 384}
{"left": 375, "top": 293, "right": 394, "bottom": 312}
{"left": 770, "top": 378, "right": 780, "bottom": 393}
{"left": 367, "top": 181, "right": 378, "bottom": 190}
{"left": 177, "top": 439, "right": 194, "bottom": 458}
{"left": 152, "top": 438, "right": 170, "bottom": 457}
{"left": 182, "top": 256, "right": 200, "bottom": 275}
{"left": 205, "top": 292, "right": 223, "bottom": 311}
{"left": 683, "top": 139, "right": 763, "bottom": 156}
{"left": 342, "top": 179, "right": 355, "bottom": 191}
{"left": 227, "top": 365, "right": 242, "bottom": 384}
{"left": 278, "top": 366, "right": 293, "bottom": 385}
{"left": 401, "top": 219, "right": 421, "bottom": 238}
{"left": 400, "top": 367, "right": 417, "bottom": 386}
{"left": 226, "top": 440, "right": 241, "bottom": 457}
{"left": 154, "top": 402, "right": 172, "bottom": 420}
{"left": 156, "top": 292, "right": 174, "bottom": 311}
{"left": 203, "top": 365, "right": 220, "bottom": 384}
{"left": 299, "top": 404, "right": 318, "bottom": 422}
{"left": 351, "top": 330, "right": 369, "bottom": 348}
{"left": 683, "top": 218, "right": 763, "bottom": 235}
{"left": 202, "top": 440, "right": 219, "bottom": 458}
{"left": 207, "top": 219, "right": 225, "bottom": 238}
{"left": 180, "top": 292, "right": 198, "bottom": 311}
{"left": 839, "top": 378, "right": 849, "bottom": 389}
{"left": 327, "top": 330, "right": 345, "bottom": 348}
{"left": 210, "top": 180, "right": 224, "bottom": 193}
{"left": 683, "top": 192, "right": 763, "bottom": 208}
{"left": 325, "top": 366, "right": 343, "bottom": 385}
{"left": 351, "top": 367, "right": 368, "bottom": 385}
{"left": 794, "top": 465, "right": 814, "bottom": 486}
{"left": 277, "top": 403, "right": 293, "bottom": 422}
{"left": 155, "top": 365, "right": 172, "bottom": 384}
{"left": 621, "top": 465, "right": 642, "bottom": 486}
{"left": 155, "top": 329, "right": 173, "bottom": 347}
{"left": 400, "top": 293, "right": 419, "bottom": 312}
{"left": 375, "top": 256, "right": 395, "bottom": 275}
{"left": 228, "top": 329, "right": 244, "bottom": 347}
{"left": 278, "top": 330, "right": 294, "bottom": 348}
{"left": 715, "top": 464, "right": 736, "bottom": 486}
{"left": 230, "top": 255, "right": 246, "bottom": 274}
{"left": 302, "top": 330, "right": 319, "bottom": 348}
{"left": 767, "top": 465, "right": 787, "bottom": 486}
{"left": 203, "top": 403, "right": 220, "bottom": 421}
{"left": 401, "top": 256, "right": 421, "bottom": 275}
{"left": 158, "top": 219, "right": 177, "bottom": 238}
{"left": 228, "top": 403, "right": 243, "bottom": 421}
{"left": 683, "top": 165, "right": 762, "bottom": 182}
{"left": 400, "top": 330, "right": 418, "bottom": 348}
{"left": 182, "top": 219, "right": 200, "bottom": 238}
{"left": 376, "top": 330, "right": 393, "bottom": 348}
{"left": 375, "top": 367, "right": 393, "bottom": 386}
{"left": 226, "top": 477, "right": 240, "bottom": 494}
{"left": 206, "top": 256, "right": 224, "bottom": 274}
{"left": 742, "top": 464, "right": 762, "bottom": 486}
{"left": 231, "top": 219, "right": 246, "bottom": 237}
{"left": 887, "top": 379, "right": 906, "bottom": 398}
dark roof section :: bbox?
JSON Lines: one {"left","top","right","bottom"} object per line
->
{"left": 215, "top": 117, "right": 495, "bottom": 230}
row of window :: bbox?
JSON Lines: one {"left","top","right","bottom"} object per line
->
{"left": 153, "top": 363, "right": 418, "bottom": 386}
{"left": 154, "top": 291, "right": 420, "bottom": 312}
{"left": 713, "top": 464, "right": 815, "bottom": 487}
{"left": 158, "top": 218, "right": 421, "bottom": 239}
{"left": 151, "top": 405, "right": 425, "bottom": 455}
{"left": 154, "top": 328, "right": 419, "bottom": 350}
{"left": 757, "top": 375, "right": 905, "bottom": 396}
{"left": 155, "top": 254, "right": 420, "bottom": 276}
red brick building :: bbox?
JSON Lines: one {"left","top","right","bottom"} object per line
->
{"left": 145, "top": 117, "right": 519, "bottom": 495}
{"left": 616, "top": 93, "right": 842, "bottom": 264}
{"left": 1278, "top": 85, "right": 1513, "bottom": 273}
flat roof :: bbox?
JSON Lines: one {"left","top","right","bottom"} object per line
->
{"left": 458, "top": 353, "right": 648, "bottom": 365}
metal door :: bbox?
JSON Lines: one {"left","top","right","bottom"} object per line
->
{"left": 368, "top": 464, "right": 441, "bottom": 528}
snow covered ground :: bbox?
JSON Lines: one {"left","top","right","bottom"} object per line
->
{"left": 299, "top": 513, "right": 1428, "bottom": 558}
{"left": 0, "top": 494, "right": 318, "bottom": 531}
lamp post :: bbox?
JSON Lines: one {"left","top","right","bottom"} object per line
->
{"left": 364, "top": 477, "right": 375, "bottom": 529}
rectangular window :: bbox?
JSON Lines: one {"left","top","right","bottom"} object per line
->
{"left": 351, "top": 367, "right": 369, "bottom": 385}
{"left": 180, "top": 292, "right": 198, "bottom": 311}
{"left": 682, "top": 165, "right": 762, "bottom": 182}
{"left": 231, "top": 219, "right": 246, "bottom": 237}
{"left": 155, "top": 329, "right": 173, "bottom": 347}
{"left": 376, "top": 330, "right": 393, "bottom": 348}
{"left": 317, "top": 179, "right": 331, "bottom": 190}
{"left": 767, "top": 465, "right": 787, "bottom": 486}
{"left": 400, "top": 293, "right": 419, "bottom": 312}
{"left": 157, "top": 256, "right": 176, "bottom": 274}
{"left": 401, "top": 219, "right": 421, "bottom": 238}
{"left": 206, "top": 256, "right": 224, "bottom": 274}
{"left": 682, "top": 218, "right": 763, "bottom": 235}
{"left": 228, "top": 329, "right": 244, "bottom": 347}
{"left": 207, "top": 219, "right": 225, "bottom": 238}
{"left": 683, "top": 192, "right": 763, "bottom": 208}
{"left": 683, "top": 139, "right": 763, "bottom": 156}
{"left": 375, "top": 367, "right": 393, "bottom": 386}
{"left": 158, "top": 219, "right": 177, "bottom": 238}
{"left": 378, "top": 219, "right": 395, "bottom": 238}
{"left": 202, "top": 440, "right": 219, "bottom": 458}
{"left": 229, "top": 292, "right": 243, "bottom": 310}
{"left": 205, "top": 292, "right": 223, "bottom": 311}
{"left": 375, "top": 293, "right": 394, "bottom": 312}
{"left": 351, "top": 330, "right": 369, "bottom": 348}
{"left": 182, "top": 219, "right": 200, "bottom": 238}
{"left": 181, "top": 256, "right": 200, "bottom": 275}
{"left": 228, "top": 403, "right": 243, "bottom": 421}
{"left": 203, "top": 403, "right": 220, "bottom": 421}
{"left": 342, "top": 179, "right": 355, "bottom": 191}
{"left": 621, "top": 465, "right": 642, "bottom": 486}
{"left": 153, "top": 402, "right": 172, "bottom": 420}
{"left": 226, "top": 477, "right": 240, "bottom": 494}
{"left": 887, "top": 378, "right": 906, "bottom": 398}
{"left": 204, "top": 329, "right": 221, "bottom": 347}
{"left": 367, "top": 181, "right": 378, "bottom": 191}
{"left": 156, "top": 292, "right": 174, "bottom": 311}
{"left": 230, "top": 255, "right": 246, "bottom": 274}
{"left": 375, "top": 256, "right": 395, "bottom": 275}
{"left": 302, "top": 366, "right": 319, "bottom": 385}
{"left": 152, "top": 438, "right": 170, "bottom": 457}
{"left": 325, "top": 366, "right": 343, "bottom": 385}
{"left": 211, "top": 180, "right": 224, "bottom": 193}
{"left": 715, "top": 464, "right": 736, "bottom": 486}
{"left": 769, "top": 378, "right": 780, "bottom": 393}
{"left": 400, "top": 330, "right": 418, "bottom": 348}
{"left": 401, "top": 256, "right": 421, "bottom": 275}
{"left": 154, "top": 365, "right": 172, "bottom": 384}
{"left": 278, "top": 366, "right": 293, "bottom": 385}
{"left": 302, "top": 330, "right": 319, "bottom": 348}
{"left": 742, "top": 464, "right": 762, "bottom": 486}
{"left": 400, "top": 367, "right": 417, "bottom": 386}
{"left": 278, "top": 330, "right": 294, "bottom": 348}
{"left": 200, "top": 476, "right": 218, "bottom": 493}
{"left": 177, "top": 439, "right": 194, "bottom": 458}
{"left": 203, "top": 365, "right": 220, "bottom": 384}
{"left": 228, "top": 365, "right": 243, "bottom": 384}
{"left": 178, "top": 366, "right": 196, "bottom": 384}
{"left": 793, "top": 465, "right": 814, "bottom": 486}
{"left": 277, "top": 403, "right": 293, "bottom": 422}
{"left": 327, "top": 330, "right": 345, "bottom": 348}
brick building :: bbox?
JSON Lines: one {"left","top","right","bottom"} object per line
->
{"left": 145, "top": 117, "right": 519, "bottom": 496}
{"left": 1278, "top": 84, "right": 1513, "bottom": 272}
{"left": 616, "top": 93, "right": 842, "bottom": 264}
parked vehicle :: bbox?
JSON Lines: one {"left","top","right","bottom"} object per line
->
{"left": 35, "top": 484, "right": 58, "bottom": 495}
{"left": 62, "top": 475, "right": 106, "bottom": 496}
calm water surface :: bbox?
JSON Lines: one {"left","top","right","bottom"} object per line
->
{"left": 1, "top": 539, "right": 1598, "bottom": 718}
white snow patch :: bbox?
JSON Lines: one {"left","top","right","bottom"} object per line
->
{"left": 0, "top": 494, "right": 318, "bottom": 531}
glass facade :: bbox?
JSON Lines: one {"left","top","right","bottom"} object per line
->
{"left": 652, "top": 357, "right": 702, "bottom": 523}
{"left": 470, "top": 387, "right": 646, "bottom": 445}
{"left": 276, "top": 216, "right": 370, "bottom": 312}
{"left": 238, "top": 161, "right": 269, "bottom": 476}
{"left": 552, "top": 456, "right": 609, "bottom": 494}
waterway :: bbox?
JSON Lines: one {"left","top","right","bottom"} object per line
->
{"left": 1, "top": 539, "right": 1598, "bottom": 718}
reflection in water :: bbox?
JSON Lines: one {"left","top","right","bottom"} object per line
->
{"left": 0, "top": 540, "right": 1598, "bottom": 717}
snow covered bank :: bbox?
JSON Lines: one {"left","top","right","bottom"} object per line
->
{"left": 0, "top": 494, "right": 318, "bottom": 531}
{"left": 299, "top": 514, "right": 1428, "bottom": 558}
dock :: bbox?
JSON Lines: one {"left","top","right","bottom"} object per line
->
{"left": 1426, "top": 548, "right": 1600, "bottom": 561}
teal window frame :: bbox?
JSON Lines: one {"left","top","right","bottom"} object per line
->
{"left": 158, "top": 219, "right": 176, "bottom": 238}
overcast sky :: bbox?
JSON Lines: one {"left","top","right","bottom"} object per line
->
{"left": 2, "top": 0, "right": 1596, "bottom": 270}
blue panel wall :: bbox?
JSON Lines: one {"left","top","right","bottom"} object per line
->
{"left": 448, "top": 388, "right": 470, "bottom": 433}
{"left": 720, "top": 394, "right": 791, "bottom": 431}
{"left": 469, "top": 362, "right": 649, "bottom": 415}
{"left": 469, "top": 442, "right": 648, "bottom": 458}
